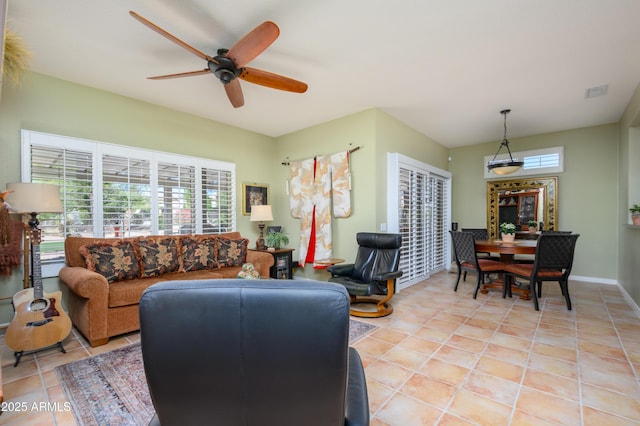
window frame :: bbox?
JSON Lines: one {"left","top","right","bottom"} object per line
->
{"left": 387, "top": 153, "right": 452, "bottom": 291}
{"left": 20, "top": 130, "right": 236, "bottom": 277}
{"left": 484, "top": 146, "right": 564, "bottom": 179}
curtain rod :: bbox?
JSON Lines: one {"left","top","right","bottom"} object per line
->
{"left": 281, "top": 145, "right": 361, "bottom": 166}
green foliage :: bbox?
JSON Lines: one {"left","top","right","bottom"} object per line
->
{"left": 500, "top": 222, "right": 516, "bottom": 234}
{"left": 527, "top": 220, "right": 538, "bottom": 228}
{"left": 265, "top": 231, "right": 289, "bottom": 248}
{"left": 630, "top": 204, "right": 640, "bottom": 213}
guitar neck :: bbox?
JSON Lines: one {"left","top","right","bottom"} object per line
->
{"left": 29, "top": 227, "right": 44, "bottom": 300}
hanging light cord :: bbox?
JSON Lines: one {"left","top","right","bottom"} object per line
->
{"left": 490, "top": 109, "right": 516, "bottom": 163}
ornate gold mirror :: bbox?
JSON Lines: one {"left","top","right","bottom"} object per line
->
{"left": 486, "top": 176, "right": 558, "bottom": 239}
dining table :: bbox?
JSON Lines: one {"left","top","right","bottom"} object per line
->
{"left": 474, "top": 239, "right": 538, "bottom": 299}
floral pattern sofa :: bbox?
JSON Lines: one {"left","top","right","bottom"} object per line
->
{"left": 59, "top": 232, "right": 274, "bottom": 347}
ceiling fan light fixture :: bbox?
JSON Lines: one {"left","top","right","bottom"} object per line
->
{"left": 487, "top": 109, "right": 523, "bottom": 175}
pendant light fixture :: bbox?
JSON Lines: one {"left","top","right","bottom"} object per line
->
{"left": 487, "top": 109, "right": 524, "bottom": 175}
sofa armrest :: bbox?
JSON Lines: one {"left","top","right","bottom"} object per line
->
{"left": 246, "top": 251, "right": 275, "bottom": 278}
{"left": 327, "top": 263, "right": 355, "bottom": 277}
{"left": 59, "top": 266, "right": 109, "bottom": 300}
{"left": 59, "top": 266, "right": 111, "bottom": 347}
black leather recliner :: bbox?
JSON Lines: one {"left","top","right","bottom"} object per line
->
{"left": 139, "top": 279, "right": 369, "bottom": 426}
{"left": 327, "top": 232, "right": 402, "bottom": 318}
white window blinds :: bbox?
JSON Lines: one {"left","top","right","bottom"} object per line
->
{"left": 388, "top": 153, "right": 451, "bottom": 291}
{"left": 21, "top": 130, "right": 236, "bottom": 273}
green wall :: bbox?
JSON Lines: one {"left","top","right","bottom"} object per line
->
{"left": 0, "top": 72, "right": 278, "bottom": 324}
{"left": 449, "top": 123, "right": 620, "bottom": 281}
{"left": 274, "top": 108, "right": 449, "bottom": 280}
{"left": 1, "top": 70, "right": 636, "bottom": 324}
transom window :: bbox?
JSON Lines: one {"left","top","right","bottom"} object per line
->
{"left": 484, "top": 146, "right": 564, "bottom": 179}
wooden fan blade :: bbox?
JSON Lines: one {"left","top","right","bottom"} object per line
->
{"left": 130, "top": 11, "right": 216, "bottom": 63}
{"left": 224, "top": 79, "right": 245, "bottom": 108}
{"left": 226, "top": 21, "right": 279, "bottom": 68}
{"left": 147, "top": 69, "right": 211, "bottom": 80}
{"left": 240, "top": 67, "right": 308, "bottom": 93}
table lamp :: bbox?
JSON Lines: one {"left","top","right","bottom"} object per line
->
{"left": 250, "top": 205, "right": 273, "bottom": 250}
{"left": 5, "top": 183, "right": 63, "bottom": 286}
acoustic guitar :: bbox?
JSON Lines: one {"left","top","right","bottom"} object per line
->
{"left": 5, "top": 227, "right": 71, "bottom": 366}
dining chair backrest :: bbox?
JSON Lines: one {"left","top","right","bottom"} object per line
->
{"left": 450, "top": 231, "right": 478, "bottom": 266}
{"left": 461, "top": 228, "right": 489, "bottom": 241}
{"left": 533, "top": 233, "right": 580, "bottom": 275}
{"left": 541, "top": 230, "right": 572, "bottom": 234}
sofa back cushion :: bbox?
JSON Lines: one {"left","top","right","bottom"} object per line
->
{"left": 181, "top": 236, "right": 219, "bottom": 272}
{"left": 79, "top": 240, "right": 141, "bottom": 283}
{"left": 137, "top": 237, "right": 181, "bottom": 278}
{"left": 217, "top": 236, "right": 249, "bottom": 267}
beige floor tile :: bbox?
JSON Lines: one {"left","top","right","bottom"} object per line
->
{"left": 376, "top": 393, "right": 443, "bottom": 426}
{"left": 448, "top": 388, "right": 512, "bottom": 425}
{"left": 582, "top": 383, "right": 640, "bottom": 422}
{"left": 400, "top": 373, "right": 457, "bottom": 409}
{"left": 419, "top": 358, "right": 470, "bottom": 387}
{"left": 475, "top": 355, "right": 525, "bottom": 383}
{"left": 521, "top": 368, "right": 579, "bottom": 401}
{"left": 3, "top": 270, "right": 640, "bottom": 426}
{"left": 515, "top": 386, "right": 581, "bottom": 425}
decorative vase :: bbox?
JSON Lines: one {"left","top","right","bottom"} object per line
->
{"left": 528, "top": 227, "right": 537, "bottom": 234}
{"left": 632, "top": 213, "right": 640, "bottom": 226}
{"left": 502, "top": 233, "right": 515, "bottom": 243}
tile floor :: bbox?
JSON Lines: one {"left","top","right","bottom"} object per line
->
{"left": 1, "top": 271, "right": 640, "bottom": 425}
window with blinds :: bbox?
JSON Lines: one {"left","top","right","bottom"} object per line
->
{"left": 387, "top": 153, "right": 451, "bottom": 291}
{"left": 484, "top": 146, "right": 563, "bottom": 179}
{"left": 29, "top": 145, "right": 94, "bottom": 262}
{"left": 102, "top": 155, "right": 151, "bottom": 237}
{"left": 20, "top": 130, "right": 236, "bottom": 274}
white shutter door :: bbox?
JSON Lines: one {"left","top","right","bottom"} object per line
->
{"left": 388, "top": 153, "right": 451, "bottom": 291}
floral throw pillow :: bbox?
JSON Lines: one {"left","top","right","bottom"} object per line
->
{"left": 137, "top": 237, "right": 180, "bottom": 278}
{"left": 217, "top": 237, "right": 248, "bottom": 267}
{"left": 181, "top": 237, "right": 218, "bottom": 272}
{"left": 80, "top": 240, "right": 141, "bottom": 283}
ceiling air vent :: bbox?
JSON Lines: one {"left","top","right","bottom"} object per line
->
{"left": 585, "top": 84, "right": 608, "bottom": 99}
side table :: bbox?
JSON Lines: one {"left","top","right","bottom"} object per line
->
{"left": 251, "top": 248, "right": 295, "bottom": 279}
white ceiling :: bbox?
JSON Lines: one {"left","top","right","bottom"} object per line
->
{"left": 6, "top": 0, "right": 640, "bottom": 148}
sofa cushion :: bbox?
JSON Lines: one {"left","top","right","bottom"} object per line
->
{"left": 180, "top": 236, "right": 218, "bottom": 272}
{"left": 79, "top": 240, "right": 141, "bottom": 283}
{"left": 137, "top": 237, "right": 180, "bottom": 278}
{"left": 217, "top": 237, "right": 249, "bottom": 267}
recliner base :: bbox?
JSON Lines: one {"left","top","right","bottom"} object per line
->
{"left": 348, "top": 278, "right": 395, "bottom": 317}
{"left": 349, "top": 297, "right": 393, "bottom": 318}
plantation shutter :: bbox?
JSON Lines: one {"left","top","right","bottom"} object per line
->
{"left": 102, "top": 155, "right": 151, "bottom": 237}
{"left": 157, "top": 162, "right": 195, "bottom": 235}
{"left": 201, "top": 167, "right": 234, "bottom": 233}
{"left": 30, "top": 144, "right": 94, "bottom": 262}
{"left": 388, "top": 153, "right": 451, "bottom": 291}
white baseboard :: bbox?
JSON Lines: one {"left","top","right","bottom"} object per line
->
{"left": 615, "top": 282, "right": 640, "bottom": 319}
{"left": 570, "top": 275, "right": 618, "bottom": 285}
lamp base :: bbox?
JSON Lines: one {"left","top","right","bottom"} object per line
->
{"left": 256, "top": 223, "right": 266, "bottom": 250}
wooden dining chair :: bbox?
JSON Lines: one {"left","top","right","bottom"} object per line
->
{"left": 503, "top": 233, "right": 580, "bottom": 311}
{"left": 461, "top": 228, "right": 499, "bottom": 273}
{"left": 449, "top": 231, "right": 506, "bottom": 299}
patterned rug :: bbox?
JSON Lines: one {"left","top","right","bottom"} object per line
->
{"left": 56, "top": 319, "right": 377, "bottom": 426}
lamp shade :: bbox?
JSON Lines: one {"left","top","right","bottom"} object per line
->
{"left": 5, "top": 183, "right": 63, "bottom": 213}
{"left": 250, "top": 205, "right": 273, "bottom": 222}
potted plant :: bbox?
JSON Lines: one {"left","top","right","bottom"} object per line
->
{"left": 526, "top": 220, "right": 538, "bottom": 233}
{"left": 265, "top": 231, "right": 289, "bottom": 250}
{"left": 499, "top": 222, "right": 516, "bottom": 242}
{"left": 630, "top": 204, "right": 640, "bottom": 225}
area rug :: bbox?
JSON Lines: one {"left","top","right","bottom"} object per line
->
{"left": 56, "top": 319, "right": 377, "bottom": 426}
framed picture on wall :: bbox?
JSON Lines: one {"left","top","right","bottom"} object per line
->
{"left": 242, "top": 183, "right": 269, "bottom": 215}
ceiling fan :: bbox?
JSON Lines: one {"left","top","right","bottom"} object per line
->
{"left": 129, "top": 10, "right": 308, "bottom": 108}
